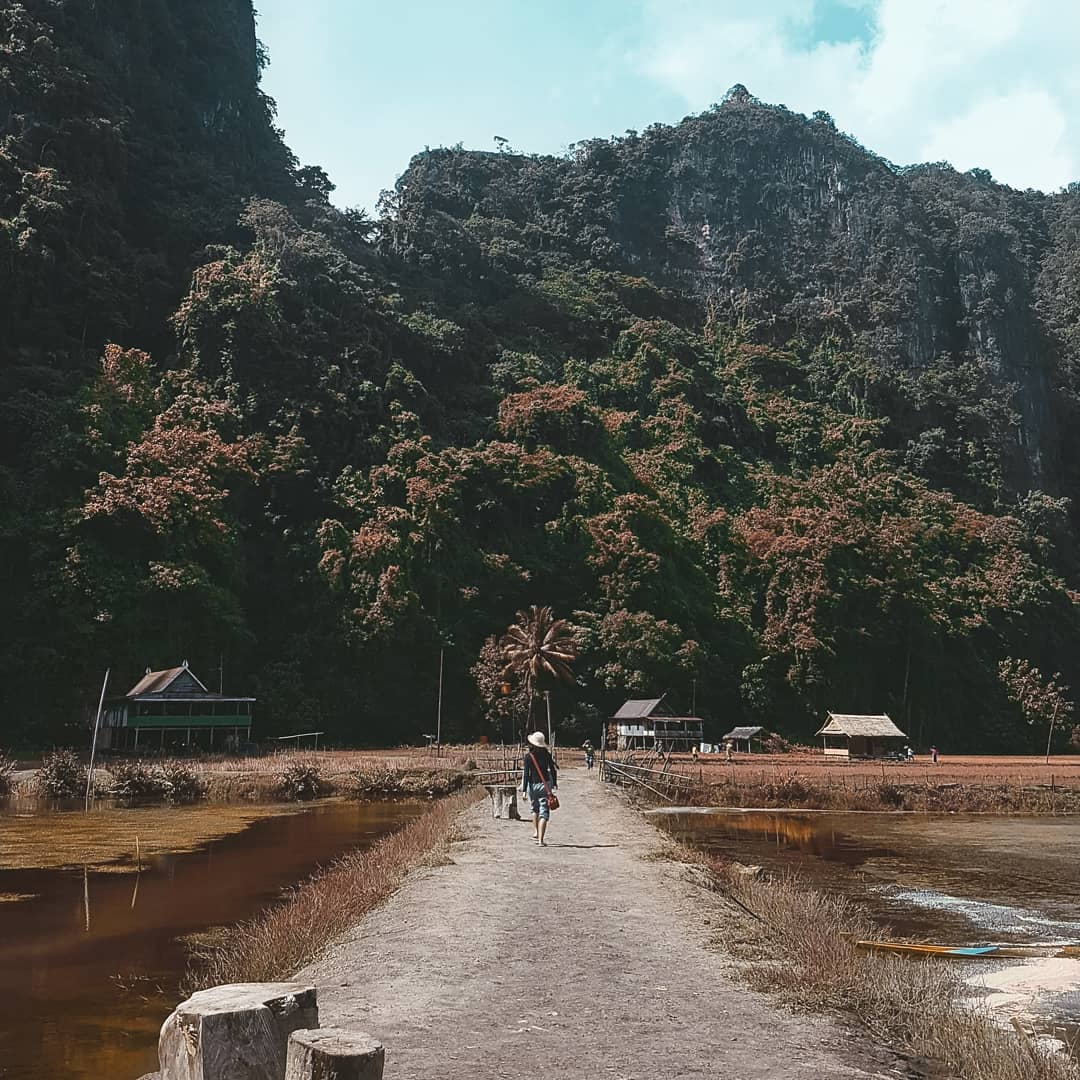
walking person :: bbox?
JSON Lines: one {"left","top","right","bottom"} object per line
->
{"left": 583, "top": 739, "right": 595, "bottom": 771}
{"left": 930, "top": 745, "right": 939, "bottom": 764}
{"left": 522, "top": 731, "right": 558, "bottom": 846}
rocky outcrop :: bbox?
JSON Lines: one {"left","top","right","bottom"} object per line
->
{"left": 390, "top": 88, "right": 1074, "bottom": 493}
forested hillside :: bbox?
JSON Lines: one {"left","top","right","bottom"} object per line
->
{"left": 3, "top": 3, "right": 1080, "bottom": 750}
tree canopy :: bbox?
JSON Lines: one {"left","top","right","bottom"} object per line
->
{"left": 3, "top": 6, "right": 1080, "bottom": 751}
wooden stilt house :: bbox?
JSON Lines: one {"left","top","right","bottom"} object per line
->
{"left": 100, "top": 661, "right": 255, "bottom": 751}
{"left": 609, "top": 698, "right": 704, "bottom": 752}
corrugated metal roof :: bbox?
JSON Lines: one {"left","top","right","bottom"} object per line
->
{"left": 613, "top": 698, "right": 664, "bottom": 719}
{"left": 127, "top": 694, "right": 255, "bottom": 702}
{"left": 723, "top": 726, "right": 764, "bottom": 740}
{"left": 815, "top": 713, "right": 907, "bottom": 739}
{"left": 126, "top": 665, "right": 208, "bottom": 697}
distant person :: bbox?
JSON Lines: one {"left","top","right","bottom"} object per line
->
{"left": 930, "top": 745, "right": 939, "bottom": 764}
{"left": 583, "top": 740, "right": 595, "bottom": 771}
{"left": 904, "top": 745, "right": 914, "bottom": 762}
{"left": 522, "top": 731, "right": 559, "bottom": 846}
{"left": 725, "top": 742, "right": 733, "bottom": 763}
{"left": 691, "top": 744, "right": 700, "bottom": 763}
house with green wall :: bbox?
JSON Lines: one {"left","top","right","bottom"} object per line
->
{"left": 101, "top": 660, "right": 254, "bottom": 750}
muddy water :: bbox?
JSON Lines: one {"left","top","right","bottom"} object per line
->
{"left": 656, "top": 810, "right": 1080, "bottom": 1043}
{"left": 656, "top": 810, "right": 1080, "bottom": 939}
{"left": 0, "top": 798, "right": 424, "bottom": 1080}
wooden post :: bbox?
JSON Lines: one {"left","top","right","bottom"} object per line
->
{"left": 435, "top": 648, "right": 444, "bottom": 758}
{"left": 286, "top": 1029, "right": 384, "bottom": 1079}
{"left": 85, "top": 668, "right": 110, "bottom": 812}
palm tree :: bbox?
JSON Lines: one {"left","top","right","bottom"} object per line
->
{"left": 500, "top": 605, "right": 576, "bottom": 733}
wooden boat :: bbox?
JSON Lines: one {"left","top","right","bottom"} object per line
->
{"left": 856, "top": 940, "right": 1080, "bottom": 960}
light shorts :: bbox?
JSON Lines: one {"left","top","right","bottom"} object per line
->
{"left": 526, "top": 781, "right": 550, "bottom": 820}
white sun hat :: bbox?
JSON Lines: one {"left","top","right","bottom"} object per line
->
{"left": 527, "top": 731, "right": 547, "bottom": 747}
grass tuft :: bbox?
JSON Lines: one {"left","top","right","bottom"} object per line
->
{"left": 0, "top": 753, "right": 14, "bottom": 798}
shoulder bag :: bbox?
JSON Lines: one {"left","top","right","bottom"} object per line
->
{"left": 528, "top": 751, "right": 560, "bottom": 811}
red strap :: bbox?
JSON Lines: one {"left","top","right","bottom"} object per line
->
{"left": 529, "top": 752, "right": 553, "bottom": 798}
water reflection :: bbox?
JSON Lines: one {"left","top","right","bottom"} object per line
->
{"left": 0, "top": 799, "right": 423, "bottom": 1080}
{"left": 658, "top": 809, "right": 1080, "bottom": 942}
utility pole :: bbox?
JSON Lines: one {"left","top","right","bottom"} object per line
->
{"left": 544, "top": 689, "right": 553, "bottom": 748}
{"left": 435, "top": 648, "right": 444, "bottom": 758}
{"left": 692, "top": 677, "right": 697, "bottom": 716}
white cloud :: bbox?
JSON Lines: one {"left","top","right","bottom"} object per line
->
{"left": 637, "top": 0, "right": 1080, "bottom": 190}
{"left": 919, "top": 89, "right": 1073, "bottom": 191}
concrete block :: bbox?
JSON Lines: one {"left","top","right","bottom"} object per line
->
{"left": 285, "top": 1028, "right": 384, "bottom": 1080}
{"left": 159, "top": 983, "right": 318, "bottom": 1080}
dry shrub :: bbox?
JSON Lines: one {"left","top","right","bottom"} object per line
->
{"left": 34, "top": 749, "right": 87, "bottom": 798}
{"left": 276, "top": 761, "right": 324, "bottom": 801}
{"left": 101, "top": 759, "right": 210, "bottom": 802}
{"left": 0, "top": 753, "right": 14, "bottom": 798}
{"left": 108, "top": 760, "right": 164, "bottom": 798}
{"left": 186, "top": 788, "right": 481, "bottom": 990}
{"left": 700, "top": 856, "right": 1079, "bottom": 1080}
{"left": 349, "top": 765, "right": 469, "bottom": 799}
{"left": 154, "top": 760, "right": 208, "bottom": 803}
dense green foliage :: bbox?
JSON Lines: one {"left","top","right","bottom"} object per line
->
{"left": 3, "top": 12, "right": 1080, "bottom": 750}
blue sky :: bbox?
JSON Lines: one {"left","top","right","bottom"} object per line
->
{"left": 255, "top": 0, "right": 1080, "bottom": 213}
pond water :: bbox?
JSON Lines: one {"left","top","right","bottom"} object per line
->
{"left": 654, "top": 809, "right": 1080, "bottom": 940}
{"left": 654, "top": 809, "right": 1080, "bottom": 1042}
{"left": 0, "top": 798, "right": 424, "bottom": 1080}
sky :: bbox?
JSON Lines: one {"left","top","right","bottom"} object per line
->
{"left": 255, "top": 0, "right": 1080, "bottom": 214}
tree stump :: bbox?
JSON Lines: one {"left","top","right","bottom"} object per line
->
{"left": 158, "top": 983, "right": 318, "bottom": 1080}
{"left": 285, "top": 1029, "right": 384, "bottom": 1080}
{"left": 484, "top": 783, "right": 519, "bottom": 819}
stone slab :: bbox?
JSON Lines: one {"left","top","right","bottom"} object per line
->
{"left": 159, "top": 983, "right": 318, "bottom": 1080}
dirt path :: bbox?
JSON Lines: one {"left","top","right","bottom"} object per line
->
{"left": 299, "top": 771, "right": 915, "bottom": 1080}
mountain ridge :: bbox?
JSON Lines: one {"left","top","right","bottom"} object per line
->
{"left": 2, "top": 6, "right": 1079, "bottom": 751}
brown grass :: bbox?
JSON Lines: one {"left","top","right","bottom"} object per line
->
{"left": 185, "top": 787, "right": 482, "bottom": 991}
{"left": 688, "top": 851, "right": 1079, "bottom": 1080}
{"left": 685, "top": 771, "right": 1080, "bottom": 813}
{"left": 667, "top": 751, "right": 1080, "bottom": 788}
{"left": 609, "top": 757, "right": 1080, "bottom": 813}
